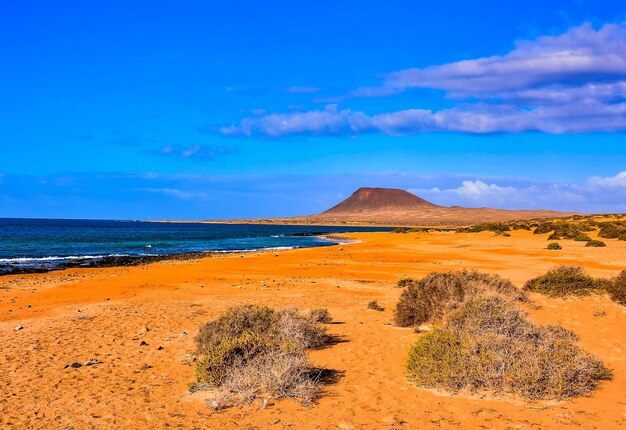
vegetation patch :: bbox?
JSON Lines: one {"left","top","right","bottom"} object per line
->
{"left": 406, "top": 296, "right": 611, "bottom": 400}
{"left": 308, "top": 308, "right": 333, "bottom": 324}
{"left": 533, "top": 221, "right": 595, "bottom": 240}
{"left": 546, "top": 242, "right": 562, "bottom": 250}
{"left": 598, "top": 221, "right": 626, "bottom": 239}
{"left": 585, "top": 240, "right": 606, "bottom": 247}
{"left": 394, "top": 270, "right": 527, "bottom": 327}
{"left": 456, "top": 223, "right": 510, "bottom": 233}
{"left": 192, "top": 304, "right": 333, "bottom": 408}
{"left": 396, "top": 278, "right": 413, "bottom": 288}
{"left": 367, "top": 300, "right": 384, "bottom": 311}
{"left": 524, "top": 265, "right": 607, "bottom": 297}
{"left": 608, "top": 269, "right": 626, "bottom": 306}
{"left": 573, "top": 233, "right": 592, "bottom": 242}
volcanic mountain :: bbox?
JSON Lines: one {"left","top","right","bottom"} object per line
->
{"left": 322, "top": 187, "right": 439, "bottom": 214}
{"left": 289, "top": 187, "right": 575, "bottom": 226}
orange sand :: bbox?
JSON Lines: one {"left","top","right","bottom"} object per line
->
{"left": 1, "top": 230, "right": 625, "bottom": 429}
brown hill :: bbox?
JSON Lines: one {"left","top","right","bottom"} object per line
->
{"left": 205, "top": 187, "right": 579, "bottom": 227}
{"left": 293, "top": 187, "right": 577, "bottom": 226}
{"left": 323, "top": 187, "right": 439, "bottom": 214}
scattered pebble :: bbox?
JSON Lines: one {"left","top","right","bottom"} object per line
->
{"left": 140, "top": 341, "right": 149, "bottom": 346}
{"left": 14, "top": 325, "right": 23, "bottom": 331}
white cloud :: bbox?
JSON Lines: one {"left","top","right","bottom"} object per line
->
{"left": 222, "top": 22, "right": 626, "bottom": 137}
{"left": 589, "top": 171, "right": 626, "bottom": 187}
{"left": 386, "top": 22, "right": 626, "bottom": 96}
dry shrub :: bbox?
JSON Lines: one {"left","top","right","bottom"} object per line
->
{"left": 585, "top": 239, "right": 606, "bottom": 247}
{"left": 524, "top": 265, "right": 607, "bottom": 298}
{"left": 308, "top": 308, "right": 333, "bottom": 324}
{"left": 192, "top": 304, "right": 331, "bottom": 407}
{"left": 396, "top": 278, "right": 413, "bottom": 288}
{"left": 210, "top": 349, "right": 320, "bottom": 407}
{"left": 573, "top": 233, "right": 592, "bottom": 242}
{"left": 367, "top": 300, "right": 384, "bottom": 311}
{"left": 406, "top": 296, "right": 611, "bottom": 400}
{"left": 274, "top": 308, "right": 329, "bottom": 349}
{"left": 546, "top": 242, "right": 562, "bottom": 250}
{"left": 608, "top": 269, "right": 626, "bottom": 306}
{"left": 394, "top": 270, "right": 527, "bottom": 327}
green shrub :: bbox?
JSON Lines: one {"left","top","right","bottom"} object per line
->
{"left": 585, "top": 240, "right": 606, "bottom": 247}
{"left": 394, "top": 270, "right": 527, "bottom": 327}
{"left": 195, "top": 331, "right": 269, "bottom": 386}
{"left": 406, "top": 296, "right": 611, "bottom": 400}
{"left": 598, "top": 222, "right": 626, "bottom": 239}
{"left": 195, "top": 305, "right": 275, "bottom": 352}
{"left": 524, "top": 265, "right": 606, "bottom": 297}
{"left": 534, "top": 222, "right": 556, "bottom": 235}
{"left": 573, "top": 233, "right": 592, "bottom": 242}
{"left": 607, "top": 270, "right": 626, "bottom": 306}
{"left": 192, "top": 305, "right": 332, "bottom": 407}
{"left": 619, "top": 233, "right": 626, "bottom": 241}
{"left": 546, "top": 242, "right": 562, "bottom": 250}
{"left": 534, "top": 221, "right": 583, "bottom": 239}
{"left": 457, "top": 223, "right": 510, "bottom": 233}
{"left": 393, "top": 227, "right": 407, "bottom": 233}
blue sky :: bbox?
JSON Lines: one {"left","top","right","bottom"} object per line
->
{"left": 1, "top": 1, "right": 626, "bottom": 219}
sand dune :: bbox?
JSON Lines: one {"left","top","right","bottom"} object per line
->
{"left": 1, "top": 230, "right": 625, "bottom": 429}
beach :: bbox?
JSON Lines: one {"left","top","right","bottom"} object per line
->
{"left": 1, "top": 230, "right": 625, "bottom": 429}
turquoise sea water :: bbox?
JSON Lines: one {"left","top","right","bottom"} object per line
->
{"left": 0, "top": 218, "right": 391, "bottom": 272}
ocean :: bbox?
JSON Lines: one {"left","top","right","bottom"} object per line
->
{"left": 0, "top": 218, "right": 391, "bottom": 273}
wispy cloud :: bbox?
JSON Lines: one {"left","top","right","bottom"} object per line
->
{"left": 156, "top": 144, "right": 227, "bottom": 159}
{"left": 126, "top": 187, "right": 210, "bottom": 200}
{"left": 222, "top": 22, "right": 626, "bottom": 137}
{"left": 281, "top": 86, "right": 322, "bottom": 94}
{"left": 220, "top": 105, "right": 355, "bottom": 136}
{"left": 385, "top": 22, "right": 626, "bottom": 97}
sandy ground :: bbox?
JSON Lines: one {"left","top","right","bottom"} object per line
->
{"left": 1, "top": 230, "right": 625, "bottom": 430}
